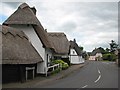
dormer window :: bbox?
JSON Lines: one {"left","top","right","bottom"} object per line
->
{"left": 73, "top": 51, "right": 75, "bottom": 54}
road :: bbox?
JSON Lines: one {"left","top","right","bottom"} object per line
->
{"left": 35, "top": 61, "right": 118, "bottom": 88}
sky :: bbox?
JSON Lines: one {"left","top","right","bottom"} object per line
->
{"left": 0, "top": 0, "right": 119, "bottom": 52}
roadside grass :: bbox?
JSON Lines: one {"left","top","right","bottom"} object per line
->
{"left": 102, "top": 60, "right": 116, "bottom": 63}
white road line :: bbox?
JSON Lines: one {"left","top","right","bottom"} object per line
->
{"left": 98, "top": 69, "right": 101, "bottom": 74}
{"left": 94, "top": 75, "right": 101, "bottom": 83}
{"left": 82, "top": 85, "right": 88, "bottom": 88}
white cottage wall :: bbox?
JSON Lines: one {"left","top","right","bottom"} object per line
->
{"left": 71, "top": 56, "right": 80, "bottom": 64}
{"left": 70, "top": 49, "right": 84, "bottom": 64}
{"left": 71, "top": 49, "right": 77, "bottom": 55}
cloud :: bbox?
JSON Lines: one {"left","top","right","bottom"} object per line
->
{"left": 3, "top": 2, "right": 22, "bottom": 9}
{"left": 0, "top": 2, "right": 118, "bottom": 52}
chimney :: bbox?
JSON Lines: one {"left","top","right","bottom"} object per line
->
{"left": 31, "top": 7, "right": 36, "bottom": 15}
{"left": 74, "top": 38, "right": 76, "bottom": 43}
{"left": 45, "top": 29, "right": 47, "bottom": 32}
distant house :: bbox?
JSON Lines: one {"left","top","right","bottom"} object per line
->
{"left": 89, "top": 49, "right": 102, "bottom": 61}
{"left": 48, "top": 32, "right": 70, "bottom": 60}
{"left": 3, "top": 3, "right": 54, "bottom": 74}
{"left": 2, "top": 25, "right": 43, "bottom": 83}
{"left": 69, "top": 39, "right": 85, "bottom": 64}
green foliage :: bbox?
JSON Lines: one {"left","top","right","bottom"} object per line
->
{"left": 61, "top": 58, "right": 71, "bottom": 66}
{"left": 52, "top": 60, "right": 69, "bottom": 70}
{"left": 105, "top": 48, "right": 110, "bottom": 53}
{"left": 109, "top": 40, "right": 119, "bottom": 52}
{"left": 79, "top": 46, "right": 84, "bottom": 51}
{"left": 103, "top": 53, "right": 117, "bottom": 61}
{"left": 51, "top": 68, "right": 61, "bottom": 75}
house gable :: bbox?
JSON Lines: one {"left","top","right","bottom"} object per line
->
{"left": 3, "top": 3, "right": 52, "bottom": 49}
{"left": 69, "top": 40, "right": 82, "bottom": 56}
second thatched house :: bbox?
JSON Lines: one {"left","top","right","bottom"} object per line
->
{"left": 48, "top": 32, "right": 70, "bottom": 62}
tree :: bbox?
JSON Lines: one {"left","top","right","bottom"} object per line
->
{"left": 82, "top": 51, "right": 88, "bottom": 60}
{"left": 105, "top": 48, "right": 110, "bottom": 53}
{"left": 79, "top": 46, "right": 83, "bottom": 51}
{"left": 109, "top": 40, "right": 118, "bottom": 53}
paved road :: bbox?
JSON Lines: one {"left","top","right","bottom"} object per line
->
{"left": 35, "top": 61, "right": 118, "bottom": 88}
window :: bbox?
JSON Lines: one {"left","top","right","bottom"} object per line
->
{"left": 73, "top": 51, "right": 75, "bottom": 54}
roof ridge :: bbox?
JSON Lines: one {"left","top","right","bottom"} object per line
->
{"left": 48, "top": 32, "right": 66, "bottom": 37}
{"left": 19, "top": 3, "right": 29, "bottom": 9}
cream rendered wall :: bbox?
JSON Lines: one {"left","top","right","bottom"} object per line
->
{"left": 89, "top": 56, "right": 96, "bottom": 60}
{"left": 9, "top": 25, "right": 47, "bottom": 73}
{"left": 96, "top": 53, "right": 102, "bottom": 58}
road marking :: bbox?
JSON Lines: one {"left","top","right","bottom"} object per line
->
{"left": 94, "top": 75, "right": 101, "bottom": 83}
{"left": 82, "top": 85, "right": 88, "bottom": 88}
{"left": 98, "top": 69, "right": 101, "bottom": 74}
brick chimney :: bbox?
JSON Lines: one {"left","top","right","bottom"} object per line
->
{"left": 31, "top": 7, "right": 36, "bottom": 15}
{"left": 74, "top": 38, "right": 76, "bottom": 43}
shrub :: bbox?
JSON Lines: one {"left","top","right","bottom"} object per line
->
{"left": 103, "top": 53, "right": 117, "bottom": 61}
{"left": 51, "top": 68, "right": 61, "bottom": 75}
{"left": 52, "top": 60, "right": 69, "bottom": 70}
{"left": 61, "top": 58, "right": 71, "bottom": 66}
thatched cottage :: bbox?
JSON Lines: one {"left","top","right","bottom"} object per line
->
{"left": 3, "top": 3, "right": 54, "bottom": 74}
{"left": 89, "top": 49, "right": 102, "bottom": 61}
{"left": 1, "top": 25, "right": 43, "bottom": 83}
{"left": 69, "top": 39, "right": 85, "bottom": 64}
{"left": 48, "top": 32, "right": 70, "bottom": 60}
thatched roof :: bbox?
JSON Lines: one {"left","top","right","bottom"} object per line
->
{"left": 33, "top": 25, "right": 52, "bottom": 48}
{"left": 3, "top": 3, "right": 52, "bottom": 48}
{"left": 3, "top": 3, "right": 40, "bottom": 25}
{"left": 91, "top": 49, "right": 101, "bottom": 56}
{"left": 70, "top": 41, "right": 82, "bottom": 56}
{"left": 1, "top": 25, "right": 43, "bottom": 64}
{"left": 48, "top": 33, "right": 70, "bottom": 54}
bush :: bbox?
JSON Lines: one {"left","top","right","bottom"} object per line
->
{"left": 103, "top": 53, "right": 117, "bottom": 61}
{"left": 52, "top": 60, "right": 69, "bottom": 70}
{"left": 51, "top": 68, "right": 61, "bottom": 75}
{"left": 61, "top": 58, "right": 71, "bottom": 66}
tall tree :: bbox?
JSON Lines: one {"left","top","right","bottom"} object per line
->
{"left": 105, "top": 48, "right": 110, "bottom": 53}
{"left": 98, "top": 47, "right": 106, "bottom": 54}
{"left": 79, "top": 46, "right": 83, "bottom": 51}
{"left": 109, "top": 40, "right": 118, "bottom": 53}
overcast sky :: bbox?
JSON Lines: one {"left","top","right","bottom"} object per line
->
{"left": 0, "top": 1, "right": 119, "bottom": 52}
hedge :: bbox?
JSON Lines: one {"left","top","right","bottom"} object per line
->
{"left": 102, "top": 53, "right": 117, "bottom": 61}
